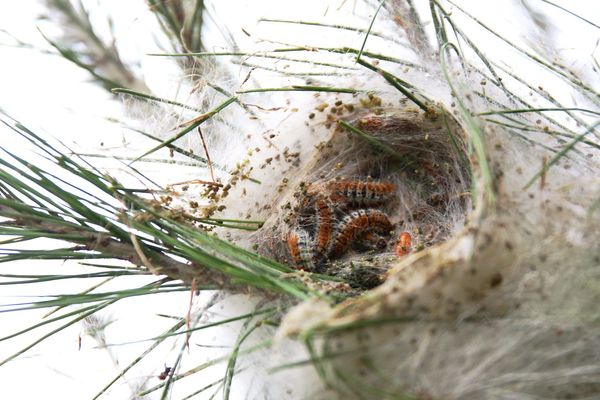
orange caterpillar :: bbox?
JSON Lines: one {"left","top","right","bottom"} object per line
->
{"left": 330, "top": 209, "right": 393, "bottom": 257}
{"left": 313, "top": 198, "right": 334, "bottom": 259}
{"left": 325, "top": 179, "right": 396, "bottom": 208}
{"left": 286, "top": 228, "right": 316, "bottom": 271}
{"left": 286, "top": 179, "right": 397, "bottom": 269}
{"left": 395, "top": 231, "right": 412, "bottom": 257}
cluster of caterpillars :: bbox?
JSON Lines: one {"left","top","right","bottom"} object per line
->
{"left": 285, "top": 179, "right": 397, "bottom": 272}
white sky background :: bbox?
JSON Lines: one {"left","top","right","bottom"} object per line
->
{"left": 0, "top": 1, "right": 599, "bottom": 399}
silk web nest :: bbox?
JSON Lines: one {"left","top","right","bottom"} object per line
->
{"left": 255, "top": 102, "right": 471, "bottom": 293}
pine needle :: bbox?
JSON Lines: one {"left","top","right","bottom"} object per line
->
{"left": 132, "top": 96, "right": 237, "bottom": 163}
{"left": 111, "top": 87, "right": 203, "bottom": 113}
{"left": 523, "top": 120, "right": 600, "bottom": 189}
{"left": 356, "top": 0, "right": 385, "bottom": 62}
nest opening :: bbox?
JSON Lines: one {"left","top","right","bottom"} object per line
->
{"left": 259, "top": 105, "right": 471, "bottom": 293}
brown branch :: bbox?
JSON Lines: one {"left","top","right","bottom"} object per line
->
{"left": 0, "top": 204, "right": 227, "bottom": 286}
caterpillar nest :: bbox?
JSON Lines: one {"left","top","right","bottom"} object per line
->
{"left": 106, "top": 2, "right": 599, "bottom": 398}
{"left": 254, "top": 104, "right": 471, "bottom": 293}
{"left": 192, "top": 73, "right": 600, "bottom": 400}
{"left": 154, "top": 55, "right": 599, "bottom": 400}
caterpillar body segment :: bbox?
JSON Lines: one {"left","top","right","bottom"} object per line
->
{"left": 395, "top": 231, "right": 412, "bottom": 257}
{"left": 313, "top": 197, "right": 335, "bottom": 258}
{"left": 285, "top": 228, "right": 316, "bottom": 271}
{"left": 330, "top": 209, "right": 393, "bottom": 257}
{"left": 325, "top": 180, "right": 396, "bottom": 208}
